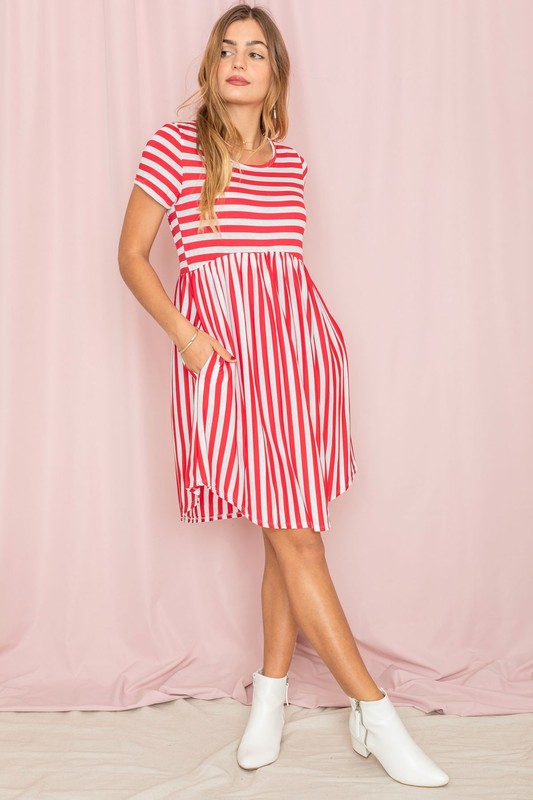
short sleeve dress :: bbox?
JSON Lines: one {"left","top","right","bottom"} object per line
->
{"left": 133, "top": 120, "right": 357, "bottom": 532}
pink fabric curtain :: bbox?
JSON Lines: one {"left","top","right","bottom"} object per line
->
{"left": 1, "top": 0, "right": 532, "bottom": 715}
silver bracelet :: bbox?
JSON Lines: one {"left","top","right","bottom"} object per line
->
{"left": 178, "top": 326, "right": 199, "bottom": 354}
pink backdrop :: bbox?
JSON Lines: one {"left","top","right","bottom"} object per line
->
{"left": 1, "top": 0, "right": 532, "bottom": 715}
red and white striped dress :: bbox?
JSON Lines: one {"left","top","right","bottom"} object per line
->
{"left": 133, "top": 120, "right": 357, "bottom": 532}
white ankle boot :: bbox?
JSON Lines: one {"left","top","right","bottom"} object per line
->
{"left": 237, "top": 667, "right": 289, "bottom": 770}
{"left": 349, "top": 688, "right": 449, "bottom": 787}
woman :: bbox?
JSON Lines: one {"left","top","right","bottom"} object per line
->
{"left": 118, "top": 3, "right": 449, "bottom": 788}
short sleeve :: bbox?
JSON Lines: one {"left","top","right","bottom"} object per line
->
{"left": 133, "top": 123, "right": 184, "bottom": 209}
{"left": 300, "top": 154, "right": 308, "bottom": 187}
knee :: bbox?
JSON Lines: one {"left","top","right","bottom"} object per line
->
{"left": 264, "top": 528, "right": 325, "bottom": 563}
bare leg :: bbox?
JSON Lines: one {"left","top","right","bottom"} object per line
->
{"left": 262, "top": 526, "right": 384, "bottom": 701}
{"left": 260, "top": 530, "right": 299, "bottom": 678}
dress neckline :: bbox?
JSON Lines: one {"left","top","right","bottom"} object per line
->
{"left": 183, "top": 120, "right": 277, "bottom": 169}
{"left": 230, "top": 138, "right": 276, "bottom": 168}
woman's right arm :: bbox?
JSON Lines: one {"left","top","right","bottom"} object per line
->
{"left": 117, "top": 184, "right": 195, "bottom": 350}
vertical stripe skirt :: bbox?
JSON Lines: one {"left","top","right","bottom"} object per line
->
{"left": 171, "top": 251, "right": 358, "bottom": 532}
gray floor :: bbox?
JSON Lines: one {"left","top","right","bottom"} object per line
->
{"left": 0, "top": 698, "right": 531, "bottom": 799}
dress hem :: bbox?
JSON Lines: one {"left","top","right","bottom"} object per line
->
{"left": 179, "top": 464, "right": 358, "bottom": 533}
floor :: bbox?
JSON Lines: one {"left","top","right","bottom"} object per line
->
{"left": 0, "top": 697, "right": 531, "bottom": 799}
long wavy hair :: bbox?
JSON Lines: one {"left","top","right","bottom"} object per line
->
{"left": 175, "top": 3, "right": 290, "bottom": 234}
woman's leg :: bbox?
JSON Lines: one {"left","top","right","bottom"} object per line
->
{"left": 260, "top": 530, "right": 299, "bottom": 678}
{"left": 262, "top": 526, "right": 384, "bottom": 701}
{"left": 236, "top": 532, "right": 297, "bottom": 770}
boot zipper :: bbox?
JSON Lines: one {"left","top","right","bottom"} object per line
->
{"left": 353, "top": 698, "right": 361, "bottom": 738}
{"left": 352, "top": 698, "right": 367, "bottom": 746}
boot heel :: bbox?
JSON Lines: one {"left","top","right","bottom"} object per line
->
{"left": 351, "top": 736, "right": 370, "bottom": 758}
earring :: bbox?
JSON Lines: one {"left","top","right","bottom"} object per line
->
{"left": 273, "top": 105, "right": 277, "bottom": 120}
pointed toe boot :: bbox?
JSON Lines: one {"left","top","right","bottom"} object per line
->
{"left": 349, "top": 688, "right": 449, "bottom": 787}
{"left": 237, "top": 667, "right": 289, "bottom": 770}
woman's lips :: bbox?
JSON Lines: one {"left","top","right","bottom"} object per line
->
{"left": 227, "top": 78, "right": 249, "bottom": 85}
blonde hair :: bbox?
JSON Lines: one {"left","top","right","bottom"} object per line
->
{"left": 175, "top": 3, "right": 290, "bottom": 234}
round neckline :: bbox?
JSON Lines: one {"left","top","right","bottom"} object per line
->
{"left": 230, "top": 138, "right": 276, "bottom": 169}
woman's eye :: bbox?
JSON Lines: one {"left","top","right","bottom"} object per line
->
{"left": 220, "top": 50, "right": 264, "bottom": 59}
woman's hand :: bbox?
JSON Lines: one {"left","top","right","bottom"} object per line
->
{"left": 178, "top": 326, "right": 235, "bottom": 375}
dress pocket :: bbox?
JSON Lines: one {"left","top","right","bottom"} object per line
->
{"left": 183, "top": 347, "right": 218, "bottom": 380}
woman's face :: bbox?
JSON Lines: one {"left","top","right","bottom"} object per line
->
{"left": 217, "top": 18, "right": 272, "bottom": 111}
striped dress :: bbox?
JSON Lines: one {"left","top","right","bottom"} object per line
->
{"left": 133, "top": 120, "right": 357, "bottom": 532}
